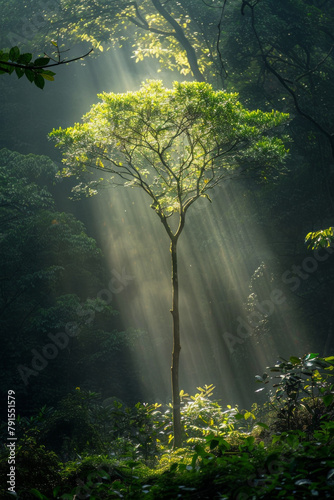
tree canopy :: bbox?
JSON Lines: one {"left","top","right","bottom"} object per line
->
{"left": 0, "top": 0, "right": 225, "bottom": 83}
{"left": 51, "top": 80, "right": 289, "bottom": 221}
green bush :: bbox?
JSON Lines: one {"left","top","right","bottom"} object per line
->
{"left": 0, "top": 436, "right": 61, "bottom": 500}
{"left": 255, "top": 353, "right": 334, "bottom": 433}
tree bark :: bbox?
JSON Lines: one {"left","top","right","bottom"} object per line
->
{"left": 170, "top": 236, "right": 182, "bottom": 449}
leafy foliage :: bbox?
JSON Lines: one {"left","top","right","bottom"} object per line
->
{"left": 305, "top": 227, "right": 334, "bottom": 250}
{"left": 0, "top": 45, "right": 55, "bottom": 88}
{"left": 28, "top": 0, "right": 221, "bottom": 81}
{"left": 256, "top": 353, "right": 334, "bottom": 432}
{"left": 0, "top": 435, "right": 62, "bottom": 499}
{"left": 50, "top": 80, "right": 289, "bottom": 217}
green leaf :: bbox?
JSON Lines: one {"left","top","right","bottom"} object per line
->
{"left": 218, "top": 438, "right": 230, "bottom": 450}
{"left": 9, "top": 46, "right": 20, "bottom": 62}
{"left": 30, "top": 488, "right": 48, "bottom": 499}
{"left": 290, "top": 356, "right": 300, "bottom": 364}
{"left": 17, "top": 52, "right": 33, "bottom": 64}
{"left": 256, "top": 422, "right": 269, "bottom": 429}
{"left": 33, "top": 57, "right": 50, "bottom": 67}
{"left": 0, "top": 52, "right": 9, "bottom": 62}
{"left": 209, "top": 438, "right": 219, "bottom": 450}
{"left": 272, "top": 435, "right": 281, "bottom": 445}
{"left": 305, "top": 353, "right": 319, "bottom": 361}
{"left": 15, "top": 67, "right": 25, "bottom": 79}
{"left": 323, "top": 394, "right": 333, "bottom": 407}
{"left": 41, "top": 70, "right": 56, "bottom": 77}
{"left": 194, "top": 444, "right": 206, "bottom": 457}
{"left": 244, "top": 435, "right": 255, "bottom": 446}
{"left": 25, "top": 69, "right": 35, "bottom": 82}
{"left": 34, "top": 73, "right": 45, "bottom": 89}
{"left": 53, "top": 485, "right": 61, "bottom": 496}
{"left": 0, "top": 61, "right": 14, "bottom": 74}
{"left": 41, "top": 72, "right": 55, "bottom": 82}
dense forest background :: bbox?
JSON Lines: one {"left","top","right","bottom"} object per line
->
{"left": 1, "top": 0, "right": 334, "bottom": 421}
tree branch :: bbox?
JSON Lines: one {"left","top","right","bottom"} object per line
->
{"left": 151, "top": 0, "right": 205, "bottom": 82}
{"left": 243, "top": 1, "right": 334, "bottom": 159}
{"left": 0, "top": 48, "right": 93, "bottom": 73}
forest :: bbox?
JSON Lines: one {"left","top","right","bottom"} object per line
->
{"left": 0, "top": 0, "right": 334, "bottom": 498}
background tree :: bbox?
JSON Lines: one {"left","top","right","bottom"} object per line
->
{"left": 0, "top": 0, "right": 225, "bottom": 84}
{"left": 207, "top": 0, "right": 334, "bottom": 358}
{"left": 237, "top": 0, "right": 334, "bottom": 159}
{"left": 0, "top": 149, "right": 144, "bottom": 413}
{"left": 53, "top": 0, "right": 215, "bottom": 81}
{"left": 50, "top": 80, "right": 289, "bottom": 447}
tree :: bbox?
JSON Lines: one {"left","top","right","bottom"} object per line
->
{"left": 50, "top": 80, "right": 289, "bottom": 447}
{"left": 236, "top": 0, "right": 334, "bottom": 159}
{"left": 1, "top": 0, "right": 224, "bottom": 84}
{"left": 55, "top": 0, "right": 213, "bottom": 80}
{"left": 0, "top": 148, "right": 143, "bottom": 411}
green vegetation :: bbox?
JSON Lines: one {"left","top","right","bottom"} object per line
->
{"left": 1, "top": 354, "right": 333, "bottom": 499}
{"left": 305, "top": 227, "right": 334, "bottom": 250}
{"left": 0, "top": 149, "right": 145, "bottom": 408}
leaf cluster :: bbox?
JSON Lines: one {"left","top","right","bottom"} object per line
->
{"left": 0, "top": 45, "right": 55, "bottom": 88}
{"left": 305, "top": 227, "right": 334, "bottom": 250}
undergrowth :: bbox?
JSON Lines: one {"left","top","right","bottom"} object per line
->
{"left": 1, "top": 353, "right": 334, "bottom": 499}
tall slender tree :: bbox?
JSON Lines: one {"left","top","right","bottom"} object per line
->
{"left": 50, "top": 80, "right": 289, "bottom": 447}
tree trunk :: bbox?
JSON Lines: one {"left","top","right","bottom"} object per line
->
{"left": 170, "top": 236, "right": 182, "bottom": 449}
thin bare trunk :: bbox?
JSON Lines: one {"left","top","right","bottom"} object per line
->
{"left": 170, "top": 236, "right": 182, "bottom": 448}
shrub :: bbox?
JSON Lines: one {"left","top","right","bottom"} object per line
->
{"left": 255, "top": 353, "right": 334, "bottom": 432}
